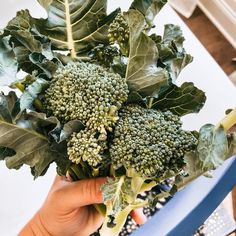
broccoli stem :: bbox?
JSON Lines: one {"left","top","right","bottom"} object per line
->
{"left": 67, "top": 163, "right": 107, "bottom": 217}
{"left": 100, "top": 205, "right": 133, "bottom": 236}
{"left": 94, "top": 204, "right": 106, "bottom": 217}
{"left": 14, "top": 82, "right": 25, "bottom": 92}
{"left": 217, "top": 108, "right": 236, "bottom": 131}
{"left": 99, "top": 201, "right": 148, "bottom": 236}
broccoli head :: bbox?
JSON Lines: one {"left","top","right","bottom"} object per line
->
{"left": 110, "top": 105, "right": 197, "bottom": 179}
{"left": 44, "top": 62, "right": 129, "bottom": 131}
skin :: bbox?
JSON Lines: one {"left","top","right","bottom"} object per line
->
{"left": 19, "top": 175, "right": 146, "bottom": 236}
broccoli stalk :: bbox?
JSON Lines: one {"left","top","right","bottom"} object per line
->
{"left": 99, "top": 174, "right": 149, "bottom": 236}
{"left": 217, "top": 108, "right": 236, "bottom": 131}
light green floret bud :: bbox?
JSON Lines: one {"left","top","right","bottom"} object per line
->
{"left": 110, "top": 105, "right": 197, "bottom": 179}
{"left": 108, "top": 13, "right": 129, "bottom": 56}
{"left": 67, "top": 128, "right": 108, "bottom": 167}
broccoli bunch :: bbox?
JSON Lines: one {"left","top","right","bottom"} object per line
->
{"left": 108, "top": 13, "right": 129, "bottom": 56}
{"left": 44, "top": 62, "right": 129, "bottom": 165}
{"left": 110, "top": 105, "right": 197, "bottom": 178}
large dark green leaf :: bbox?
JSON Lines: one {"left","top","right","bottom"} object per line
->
{"left": 197, "top": 124, "right": 228, "bottom": 170}
{"left": 0, "top": 120, "right": 57, "bottom": 177}
{"left": 0, "top": 36, "right": 18, "bottom": 86}
{"left": 0, "top": 93, "right": 62, "bottom": 178}
{"left": 4, "top": 10, "right": 59, "bottom": 77}
{"left": 130, "top": 0, "right": 167, "bottom": 27}
{"left": 0, "top": 92, "right": 20, "bottom": 123}
{"left": 23, "top": 111, "right": 60, "bottom": 137}
{"left": 6, "top": 10, "right": 53, "bottom": 59}
{"left": 162, "top": 24, "right": 193, "bottom": 81}
{"left": 151, "top": 24, "right": 193, "bottom": 82}
{"left": 171, "top": 124, "right": 233, "bottom": 193}
{"left": 167, "top": 54, "right": 193, "bottom": 81}
{"left": 125, "top": 10, "right": 169, "bottom": 97}
{"left": 151, "top": 82, "right": 206, "bottom": 116}
{"left": 37, "top": 0, "right": 119, "bottom": 58}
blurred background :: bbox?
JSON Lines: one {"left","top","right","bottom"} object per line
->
{"left": 169, "top": 1, "right": 236, "bottom": 235}
{"left": 169, "top": 0, "right": 236, "bottom": 85}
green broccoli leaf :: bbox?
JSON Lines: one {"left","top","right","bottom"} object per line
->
{"left": 3, "top": 10, "right": 59, "bottom": 77}
{"left": 100, "top": 175, "right": 148, "bottom": 234}
{"left": 130, "top": 0, "right": 167, "bottom": 28}
{"left": 197, "top": 124, "right": 228, "bottom": 170}
{"left": 0, "top": 93, "right": 63, "bottom": 178}
{"left": 172, "top": 124, "right": 232, "bottom": 193}
{"left": 151, "top": 82, "right": 206, "bottom": 116}
{"left": 0, "top": 147, "right": 16, "bottom": 160}
{"left": 20, "top": 77, "right": 49, "bottom": 111}
{"left": 0, "top": 36, "right": 18, "bottom": 86}
{"left": 162, "top": 24, "right": 193, "bottom": 81}
{"left": 23, "top": 111, "right": 60, "bottom": 136}
{"left": 227, "top": 133, "right": 236, "bottom": 159}
{"left": 0, "top": 91, "right": 20, "bottom": 123}
{"left": 125, "top": 10, "right": 169, "bottom": 97}
{"left": 126, "top": 91, "right": 146, "bottom": 106}
{"left": 28, "top": 53, "right": 59, "bottom": 78}
{"left": 151, "top": 24, "right": 193, "bottom": 82}
{"left": 163, "top": 24, "right": 185, "bottom": 48}
{"left": 37, "top": 0, "right": 119, "bottom": 58}
{"left": 0, "top": 118, "right": 57, "bottom": 178}
{"left": 59, "top": 120, "right": 84, "bottom": 142}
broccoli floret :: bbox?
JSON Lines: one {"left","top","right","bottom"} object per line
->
{"left": 108, "top": 13, "right": 129, "bottom": 56}
{"left": 110, "top": 105, "right": 197, "bottom": 178}
{"left": 44, "top": 62, "right": 128, "bottom": 130}
{"left": 89, "top": 44, "right": 120, "bottom": 68}
{"left": 67, "top": 127, "right": 108, "bottom": 166}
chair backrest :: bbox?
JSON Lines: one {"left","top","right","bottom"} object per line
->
{"left": 132, "top": 156, "right": 236, "bottom": 236}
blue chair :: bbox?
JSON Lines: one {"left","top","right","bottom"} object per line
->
{"left": 132, "top": 156, "right": 236, "bottom": 236}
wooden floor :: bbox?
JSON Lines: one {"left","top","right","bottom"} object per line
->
{"left": 178, "top": 6, "right": 236, "bottom": 227}
{"left": 180, "top": 7, "right": 236, "bottom": 76}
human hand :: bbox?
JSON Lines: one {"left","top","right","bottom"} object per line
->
{"left": 19, "top": 175, "right": 146, "bottom": 236}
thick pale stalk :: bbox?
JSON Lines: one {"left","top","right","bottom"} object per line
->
{"left": 99, "top": 206, "right": 133, "bottom": 236}
{"left": 217, "top": 108, "right": 236, "bottom": 131}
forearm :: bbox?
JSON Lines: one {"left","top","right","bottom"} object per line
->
{"left": 19, "top": 213, "right": 51, "bottom": 236}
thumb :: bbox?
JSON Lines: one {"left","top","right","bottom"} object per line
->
{"left": 55, "top": 177, "right": 107, "bottom": 209}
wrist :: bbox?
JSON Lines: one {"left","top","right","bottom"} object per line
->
{"left": 19, "top": 212, "right": 51, "bottom": 236}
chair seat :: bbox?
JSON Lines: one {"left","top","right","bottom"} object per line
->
{"left": 132, "top": 156, "right": 236, "bottom": 236}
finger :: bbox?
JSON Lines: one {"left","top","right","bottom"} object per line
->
{"left": 130, "top": 208, "right": 147, "bottom": 225}
{"left": 50, "top": 175, "right": 69, "bottom": 191}
{"left": 54, "top": 177, "right": 107, "bottom": 209}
